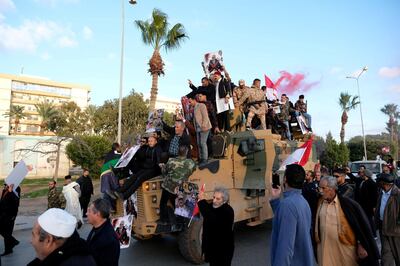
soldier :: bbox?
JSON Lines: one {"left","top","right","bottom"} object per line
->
{"left": 238, "top": 78, "right": 267, "bottom": 130}
{"left": 47, "top": 180, "right": 66, "bottom": 209}
{"left": 232, "top": 79, "right": 249, "bottom": 131}
{"left": 158, "top": 146, "right": 196, "bottom": 224}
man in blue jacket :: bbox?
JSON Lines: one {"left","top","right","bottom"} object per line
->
{"left": 270, "top": 164, "right": 315, "bottom": 266}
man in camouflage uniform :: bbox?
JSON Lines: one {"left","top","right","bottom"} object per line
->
{"left": 232, "top": 79, "right": 249, "bottom": 132}
{"left": 47, "top": 180, "right": 66, "bottom": 209}
{"left": 158, "top": 146, "right": 196, "bottom": 224}
{"left": 238, "top": 78, "right": 267, "bottom": 130}
{"left": 277, "top": 94, "right": 293, "bottom": 140}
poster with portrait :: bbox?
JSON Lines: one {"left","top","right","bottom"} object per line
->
{"left": 114, "top": 145, "right": 140, "bottom": 169}
{"left": 202, "top": 50, "right": 225, "bottom": 77}
{"left": 124, "top": 192, "right": 137, "bottom": 218}
{"left": 112, "top": 215, "right": 133, "bottom": 249}
{"left": 174, "top": 182, "right": 199, "bottom": 219}
{"left": 297, "top": 114, "right": 310, "bottom": 134}
{"left": 146, "top": 109, "right": 165, "bottom": 132}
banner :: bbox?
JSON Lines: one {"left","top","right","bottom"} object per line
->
{"left": 112, "top": 215, "right": 134, "bottom": 249}
{"left": 202, "top": 50, "right": 224, "bottom": 77}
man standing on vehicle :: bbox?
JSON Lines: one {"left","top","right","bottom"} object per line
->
{"left": 198, "top": 186, "right": 234, "bottom": 266}
{"left": 270, "top": 164, "right": 315, "bottom": 266}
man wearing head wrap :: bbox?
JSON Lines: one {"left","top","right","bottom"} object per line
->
{"left": 28, "top": 208, "right": 96, "bottom": 265}
{"left": 375, "top": 173, "right": 400, "bottom": 266}
{"left": 62, "top": 175, "right": 83, "bottom": 227}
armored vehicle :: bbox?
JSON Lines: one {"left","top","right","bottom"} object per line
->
{"left": 117, "top": 129, "right": 316, "bottom": 264}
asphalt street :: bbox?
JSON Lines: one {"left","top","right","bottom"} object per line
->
{"left": 0, "top": 220, "right": 272, "bottom": 266}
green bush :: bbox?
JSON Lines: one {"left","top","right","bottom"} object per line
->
{"left": 66, "top": 135, "right": 111, "bottom": 178}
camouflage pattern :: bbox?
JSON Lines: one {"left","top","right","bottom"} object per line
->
{"left": 48, "top": 187, "right": 66, "bottom": 209}
{"left": 161, "top": 157, "right": 196, "bottom": 193}
{"left": 277, "top": 101, "right": 290, "bottom": 121}
{"left": 238, "top": 86, "right": 267, "bottom": 129}
{"left": 233, "top": 86, "right": 249, "bottom": 112}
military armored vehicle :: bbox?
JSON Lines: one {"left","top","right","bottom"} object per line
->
{"left": 118, "top": 129, "right": 316, "bottom": 264}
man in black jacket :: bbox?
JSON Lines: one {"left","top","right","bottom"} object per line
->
{"left": 28, "top": 208, "right": 96, "bottom": 266}
{"left": 333, "top": 168, "right": 354, "bottom": 199}
{"left": 0, "top": 183, "right": 20, "bottom": 256}
{"left": 198, "top": 186, "right": 234, "bottom": 266}
{"left": 188, "top": 77, "right": 215, "bottom": 103}
{"left": 76, "top": 169, "right": 94, "bottom": 218}
{"left": 87, "top": 198, "right": 120, "bottom": 266}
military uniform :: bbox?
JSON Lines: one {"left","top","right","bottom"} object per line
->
{"left": 48, "top": 187, "right": 66, "bottom": 209}
{"left": 232, "top": 85, "right": 249, "bottom": 131}
{"left": 159, "top": 157, "right": 196, "bottom": 223}
{"left": 238, "top": 85, "right": 267, "bottom": 129}
{"left": 161, "top": 157, "right": 196, "bottom": 193}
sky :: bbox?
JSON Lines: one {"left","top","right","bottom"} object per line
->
{"left": 1, "top": 0, "right": 399, "bottom": 141}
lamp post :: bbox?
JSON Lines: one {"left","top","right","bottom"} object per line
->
{"left": 346, "top": 66, "right": 368, "bottom": 160}
{"left": 117, "top": 0, "right": 137, "bottom": 145}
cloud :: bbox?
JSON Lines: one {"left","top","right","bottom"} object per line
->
{"left": 33, "top": 0, "right": 79, "bottom": 7}
{"left": 0, "top": 0, "right": 15, "bottom": 12}
{"left": 40, "top": 52, "right": 51, "bottom": 60}
{"left": 389, "top": 84, "right": 400, "bottom": 93}
{"left": 82, "top": 26, "right": 92, "bottom": 40}
{"left": 379, "top": 67, "right": 400, "bottom": 78}
{"left": 329, "top": 66, "right": 342, "bottom": 75}
{"left": 58, "top": 35, "right": 77, "bottom": 47}
{"left": 0, "top": 19, "right": 78, "bottom": 52}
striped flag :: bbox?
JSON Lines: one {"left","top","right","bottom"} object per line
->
{"left": 279, "top": 138, "right": 313, "bottom": 170}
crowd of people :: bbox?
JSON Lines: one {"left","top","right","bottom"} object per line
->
{"left": 272, "top": 162, "right": 400, "bottom": 266}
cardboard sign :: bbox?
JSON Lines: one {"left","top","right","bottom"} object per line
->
{"left": 5, "top": 160, "right": 29, "bottom": 195}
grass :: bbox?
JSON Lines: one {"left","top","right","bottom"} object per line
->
{"left": 22, "top": 187, "right": 49, "bottom": 199}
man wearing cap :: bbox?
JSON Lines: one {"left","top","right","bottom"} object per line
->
{"left": 62, "top": 175, "right": 83, "bottom": 228}
{"left": 375, "top": 173, "right": 400, "bottom": 266}
{"left": 28, "top": 208, "right": 96, "bottom": 265}
{"left": 86, "top": 198, "right": 120, "bottom": 266}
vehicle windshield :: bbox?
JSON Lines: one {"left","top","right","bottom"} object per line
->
{"left": 351, "top": 162, "right": 381, "bottom": 174}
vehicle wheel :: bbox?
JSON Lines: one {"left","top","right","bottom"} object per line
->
{"left": 178, "top": 218, "right": 204, "bottom": 264}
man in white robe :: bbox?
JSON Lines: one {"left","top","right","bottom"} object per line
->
{"left": 62, "top": 175, "right": 83, "bottom": 227}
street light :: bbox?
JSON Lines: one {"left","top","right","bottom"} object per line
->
{"left": 346, "top": 66, "right": 368, "bottom": 160}
{"left": 118, "top": 0, "right": 137, "bottom": 145}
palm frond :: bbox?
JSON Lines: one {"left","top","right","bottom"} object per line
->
{"left": 135, "top": 20, "right": 155, "bottom": 47}
{"left": 163, "top": 23, "right": 188, "bottom": 51}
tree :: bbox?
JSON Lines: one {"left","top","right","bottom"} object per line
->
{"left": 65, "top": 135, "right": 111, "bottom": 178}
{"left": 319, "top": 132, "right": 349, "bottom": 170}
{"left": 381, "top": 104, "right": 399, "bottom": 160}
{"left": 135, "top": 8, "right": 188, "bottom": 110}
{"left": 34, "top": 101, "right": 58, "bottom": 135}
{"left": 94, "top": 90, "right": 149, "bottom": 142}
{"left": 347, "top": 134, "right": 391, "bottom": 161}
{"left": 338, "top": 92, "right": 359, "bottom": 144}
{"left": 4, "top": 105, "right": 26, "bottom": 134}
{"left": 48, "top": 101, "right": 89, "bottom": 137}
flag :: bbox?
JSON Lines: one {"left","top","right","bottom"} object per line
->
{"left": 265, "top": 74, "right": 278, "bottom": 100}
{"left": 191, "top": 183, "right": 205, "bottom": 217}
{"left": 279, "top": 138, "right": 313, "bottom": 170}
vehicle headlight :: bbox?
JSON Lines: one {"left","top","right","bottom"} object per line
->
{"left": 151, "top": 183, "right": 157, "bottom": 190}
{"left": 144, "top": 183, "right": 150, "bottom": 191}
{"left": 152, "top": 195, "right": 157, "bottom": 203}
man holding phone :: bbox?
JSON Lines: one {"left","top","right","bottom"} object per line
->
{"left": 269, "top": 164, "right": 315, "bottom": 265}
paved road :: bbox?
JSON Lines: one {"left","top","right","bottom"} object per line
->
{"left": 1, "top": 220, "right": 272, "bottom": 266}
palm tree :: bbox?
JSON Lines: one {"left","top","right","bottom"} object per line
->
{"left": 338, "top": 92, "right": 360, "bottom": 144}
{"left": 4, "top": 105, "right": 26, "bottom": 134}
{"left": 34, "top": 101, "right": 58, "bottom": 135}
{"left": 380, "top": 104, "right": 400, "bottom": 142}
{"left": 135, "top": 8, "right": 188, "bottom": 110}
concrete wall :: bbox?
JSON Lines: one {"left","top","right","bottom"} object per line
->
{"left": 0, "top": 135, "right": 71, "bottom": 179}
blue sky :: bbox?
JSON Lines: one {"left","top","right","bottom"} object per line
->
{"left": 1, "top": 0, "right": 399, "bottom": 141}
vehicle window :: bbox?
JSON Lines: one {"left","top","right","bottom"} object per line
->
{"left": 351, "top": 163, "right": 381, "bottom": 174}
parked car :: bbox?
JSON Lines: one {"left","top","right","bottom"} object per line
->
{"left": 69, "top": 165, "right": 83, "bottom": 176}
{"left": 349, "top": 160, "right": 387, "bottom": 180}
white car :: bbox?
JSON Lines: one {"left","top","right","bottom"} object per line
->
{"left": 349, "top": 160, "right": 387, "bottom": 181}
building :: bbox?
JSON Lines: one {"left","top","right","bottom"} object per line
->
{"left": 0, "top": 73, "right": 90, "bottom": 179}
{"left": 145, "top": 94, "right": 181, "bottom": 114}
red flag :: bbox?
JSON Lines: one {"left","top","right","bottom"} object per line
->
{"left": 191, "top": 184, "right": 205, "bottom": 217}
{"left": 264, "top": 74, "right": 274, "bottom": 88}
{"left": 279, "top": 137, "right": 313, "bottom": 170}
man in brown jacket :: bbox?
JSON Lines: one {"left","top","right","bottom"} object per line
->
{"left": 375, "top": 173, "right": 400, "bottom": 266}
{"left": 189, "top": 95, "right": 211, "bottom": 165}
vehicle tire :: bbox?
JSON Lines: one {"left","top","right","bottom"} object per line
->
{"left": 178, "top": 218, "right": 204, "bottom": 264}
